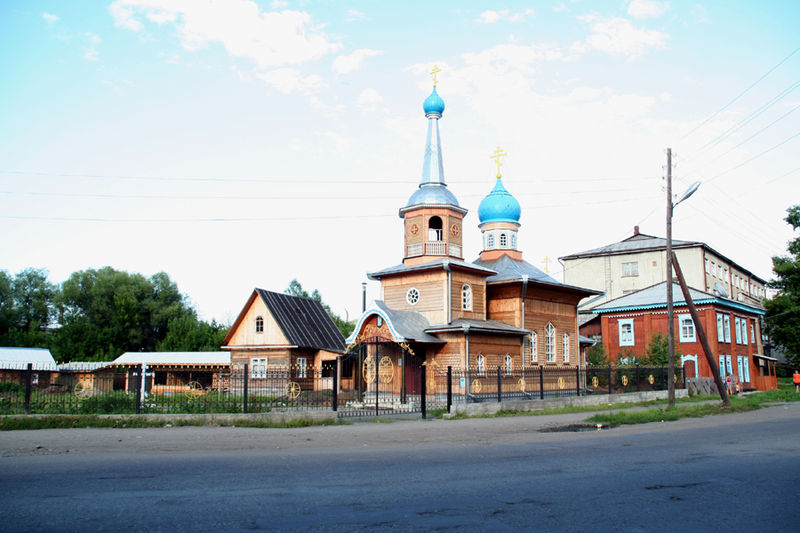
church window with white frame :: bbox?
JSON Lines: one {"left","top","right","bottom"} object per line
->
{"left": 462, "top": 284, "right": 472, "bottom": 311}
{"left": 562, "top": 333, "right": 570, "bottom": 364}
{"left": 251, "top": 357, "right": 268, "bottom": 378}
{"left": 476, "top": 353, "right": 485, "bottom": 375}
{"left": 500, "top": 233, "right": 508, "bottom": 248}
{"left": 545, "top": 323, "right": 556, "bottom": 363}
{"left": 619, "top": 318, "right": 634, "bottom": 346}
{"left": 530, "top": 332, "right": 538, "bottom": 364}
{"left": 487, "top": 234, "right": 495, "bottom": 248}
{"left": 504, "top": 354, "right": 512, "bottom": 375}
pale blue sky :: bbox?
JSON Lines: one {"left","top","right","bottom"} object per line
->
{"left": 1, "top": 1, "right": 798, "bottom": 323}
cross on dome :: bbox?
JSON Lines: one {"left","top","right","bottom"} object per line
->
{"left": 490, "top": 146, "right": 507, "bottom": 178}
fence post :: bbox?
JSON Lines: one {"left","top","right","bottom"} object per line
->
{"left": 23, "top": 363, "right": 33, "bottom": 415}
{"left": 446, "top": 366, "right": 452, "bottom": 414}
{"left": 135, "top": 364, "right": 142, "bottom": 414}
{"left": 608, "top": 366, "right": 613, "bottom": 395}
{"left": 242, "top": 363, "right": 248, "bottom": 414}
{"left": 496, "top": 366, "right": 502, "bottom": 402}
{"left": 636, "top": 364, "right": 640, "bottom": 392}
{"left": 420, "top": 364, "right": 427, "bottom": 419}
{"left": 539, "top": 367, "right": 544, "bottom": 400}
{"left": 682, "top": 365, "right": 686, "bottom": 389}
{"left": 576, "top": 365, "right": 581, "bottom": 397}
{"left": 331, "top": 363, "right": 338, "bottom": 412}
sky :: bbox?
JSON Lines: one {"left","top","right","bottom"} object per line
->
{"left": 1, "top": 0, "right": 798, "bottom": 325}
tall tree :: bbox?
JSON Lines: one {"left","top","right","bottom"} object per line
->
{"left": 765, "top": 205, "right": 800, "bottom": 367}
{"left": 285, "top": 279, "right": 354, "bottom": 337}
{"left": 53, "top": 267, "right": 194, "bottom": 361}
{"left": 0, "top": 268, "right": 57, "bottom": 346}
{"left": 157, "top": 315, "right": 229, "bottom": 352}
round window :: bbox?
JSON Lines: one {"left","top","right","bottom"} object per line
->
{"left": 406, "top": 287, "right": 420, "bottom": 305}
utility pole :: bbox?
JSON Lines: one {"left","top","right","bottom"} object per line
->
{"left": 666, "top": 148, "right": 676, "bottom": 407}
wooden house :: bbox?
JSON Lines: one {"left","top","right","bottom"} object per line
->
{"left": 0, "top": 347, "right": 57, "bottom": 388}
{"left": 346, "top": 83, "right": 597, "bottom": 399}
{"left": 590, "top": 282, "right": 776, "bottom": 391}
{"left": 222, "top": 289, "right": 346, "bottom": 391}
{"left": 113, "top": 351, "right": 231, "bottom": 394}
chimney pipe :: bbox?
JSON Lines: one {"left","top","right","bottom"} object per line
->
{"left": 634, "top": 225, "right": 639, "bottom": 236}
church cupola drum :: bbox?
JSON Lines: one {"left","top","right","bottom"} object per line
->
{"left": 399, "top": 73, "right": 467, "bottom": 266}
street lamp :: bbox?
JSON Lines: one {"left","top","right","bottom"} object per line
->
{"left": 666, "top": 146, "right": 701, "bottom": 407}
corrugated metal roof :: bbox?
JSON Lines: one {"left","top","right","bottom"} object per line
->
{"left": 590, "top": 282, "right": 765, "bottom": 315}
{"left": 473, "top": 255, "right": 599, "bottom": 295}
{"left": 0, "top": 347, "right": 57, "bottom": 370}
{"left": 114, "top": 352, "right": 230, "bottom": 366}
{"left": 560, "top": 233, "right": 699, "bottom": 260}
{"left": 257, "top": 289, "right": 346, "bottom": 353}
{"left": 58, "top": 362, "right": 116, "bottom": 372}
{"left": 368, "top": 258, "right": 496, "bottom": 280}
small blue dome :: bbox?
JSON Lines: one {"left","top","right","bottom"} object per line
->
{"left": 478, "top": 177, "right": 521, "bottom": 224}
{"left": 423, "top": 86, "right": 445, "bottom": 115}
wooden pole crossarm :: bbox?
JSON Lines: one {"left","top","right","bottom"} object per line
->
{"left": 671, "top": 252, "right": 731, "bottom": 406}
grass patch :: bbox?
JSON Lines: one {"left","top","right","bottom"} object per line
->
{"left": 0, "top": 415, "right": 343, "bottom": 431}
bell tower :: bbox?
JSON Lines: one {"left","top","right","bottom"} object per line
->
{"left": 399, "top": 69, "right": 467, "bottom": 266}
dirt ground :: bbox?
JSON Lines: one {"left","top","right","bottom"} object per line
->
{"left": 3, "top": 403, "right": 798, "bottom": 458}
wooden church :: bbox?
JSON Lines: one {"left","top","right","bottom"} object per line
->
{"left": 345, "top": 79, "right": 597, "bottom": 397}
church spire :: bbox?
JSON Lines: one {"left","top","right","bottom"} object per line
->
{"left": 421, "top": 67, "right": 446, "bottom": 187}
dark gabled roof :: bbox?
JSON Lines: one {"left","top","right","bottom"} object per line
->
{"left": 473, "top": 254, "right": 599, "bottom": 296}
{"left": 256, "top": 289, "right": 346, "bottom": 353}
{"left": 368, "top": 258, "right": 496, "bottom": 280}
{"left": 589, "top": 281, "right": 765, "bottom": 316}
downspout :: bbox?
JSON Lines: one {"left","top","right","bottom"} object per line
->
{"left": 444, "top": 260, "right": 452, "bottom": 324}
{"left": 521, "top": 275, "right": 529, "bottom": 369}
{"left": 463, "top": 323, "right": 470, "bottom": 395}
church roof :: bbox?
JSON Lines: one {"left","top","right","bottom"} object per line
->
{"left": 473, "top": 255, "right": 599, "bottom": 295}
{"left": 423, "top": 85, "right": 445, "bottom": 115}
{"left": 346, "top": 300, "right": 444, "bottom": 344}
{"left": 478, "top": 177, "right": 521, "bottom": 224}
{"left": 368, "top": 258, "right": 496, "bottom": 280}
{"left": 426, "top": 318, "right": 529, "bottom": 336}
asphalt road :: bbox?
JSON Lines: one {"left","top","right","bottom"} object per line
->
{"left": 1, "top": 403, "right": 799, "bottom": 532}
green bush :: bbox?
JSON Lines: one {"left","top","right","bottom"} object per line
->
{"left": 0, "top": 382, "right": 24, "bottom": 394}
{"left": 77, "top": 393, "right": 138, "bottom": 414}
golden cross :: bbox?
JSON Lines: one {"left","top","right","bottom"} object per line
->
{"left": 431, "top": 65, "right": 441, "bottom": 86}
{"left": 490, "top": 146, "right": 507, "bottom": 177}
{"left": 542, "top": 256, "right": 552, "bottom": 273}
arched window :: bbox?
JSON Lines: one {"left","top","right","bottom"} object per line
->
{"left": 500, "top": 233, "right": 508, "bottom": 248}
{"left": 530, "top": 332, "right": 538, "bottom": 364}
{"left": 255, "top": 316, "right": 264, "bottom": 333}
{"left": 476, "top": 353, "right": 485, "bottom": 376}
{"left": 510, "top": 233, "right": 517, "bottom": 249}
{"left": 462, "top": 284, "right": 472, "bottom": 311}
{"left": 545, "top": 323, "right": 556, "bottom": 363}
{"left": 504, "top": 354, "right": 512, "bottom": 375}
{"left": 428, "top": 216, "right": 443, "bottom": 241}
{"left": 562, "top": 333, "right": 570, "bottom": 364}
{"left": 487, "top": 233, "right": 495, "bottom": 248}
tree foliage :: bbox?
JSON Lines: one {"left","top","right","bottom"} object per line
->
{"left": 285, "top": 279, "right": 354, "bottom": 337}
{"left": 0, "top": 266, "right": 229, "bottom": 363}
{"left": 765, "top": 205, "right": 800, "bottom": 367}
{"left": 586, "top": 342, "right": 609, "bottom": 366}
{"left": 642, "top": 332, "right": 680, "bottom": 366}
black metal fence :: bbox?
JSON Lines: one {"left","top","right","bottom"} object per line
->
{"left": 0, "top": 363, "right": 684, "bottom": 417}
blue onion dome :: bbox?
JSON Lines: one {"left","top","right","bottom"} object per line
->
{"left": 423, "top": 86, "right": 445, "bottom": 115}
{"left": 478, "top": 177, "right": 521, "bottom": 224}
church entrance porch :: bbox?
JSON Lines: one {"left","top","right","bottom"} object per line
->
{"left": 337, "top": 336, "right": 441, "bottom": 416}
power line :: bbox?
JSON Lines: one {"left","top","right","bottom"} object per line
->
{"left": 706, "top": 129, "right": 800, "bottom": 183}
{"left": 681, "top": 46, "right": 800, "bottom": 140}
